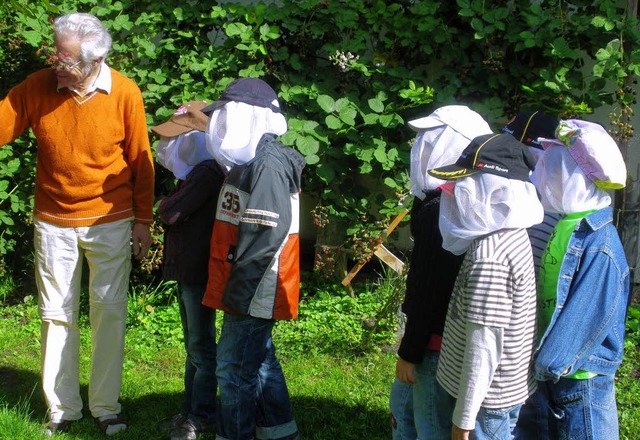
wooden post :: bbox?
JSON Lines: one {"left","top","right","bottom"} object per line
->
{"left": 341, "top": 208, "right": 409, "bottom": 288}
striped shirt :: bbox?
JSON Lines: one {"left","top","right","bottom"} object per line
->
{"left": 528, "top": 211, "right": 561, "bottom": 273}
{"left": 436, "top": 228, "right": 537, "bottom": 410}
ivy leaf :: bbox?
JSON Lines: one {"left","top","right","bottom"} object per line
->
{"left": 113, "top": 14, "right": 133, "bottom": 31}
{"left": 296, "top": 136, "right": 320, "bottom": 156}
{"left": 592, "top": 15, "right": 616, "bottom": 32}
{"left": 149, "top": 69, "right": 168, "bottom": 84}
{"left": 325, "top": 115, "right": 343, "bottom": 130}
{"left": 373, "top": 147, "right": 387, "bottom": 164}
{"left": 0, "top": 212, "right": 14, "bottom": 226}
{"left": 544, "top": 80, "right": 561, "bottom": 92}
{"left": 368, "top": 98, "right": 384, "bottom": 113}
{"left": 338, "top": 107, "right": 357, "bottom": 126}
{"left": 305, "top": 154, "right": 320, "bottom": 165}
{"left": 226, "top": 22, "right": 249, "bottom": 37}
{"left": 359, "top": 162, "right": 373, "bottom": 174}
{"left": 334, "top": 97, "right": 352, "bottom": 112}
{"left": 378, "top": 114, "right": 397, "bottom": 128}
{"left": 363, "top": 113, "right": 380, "bottom": 125}
{"left": 317, "top": 95, "right": 336, "bottom": 113}
{"left": 471, "top": 17, "right": 484, "bottom": 32}
{"left": 550, "top": 38, "right": 579, "bottom": 59}
{"left": 384, "top": 177, "right": 399, "bottom": 189}
{"left": 316, "top": 163, "right": 335, "bottom": 183}
{"left": 21, "top": 30, "right": 42, "bottom": 47}
{"left": 303, "top": 120, "right": 320, "bottom": 131}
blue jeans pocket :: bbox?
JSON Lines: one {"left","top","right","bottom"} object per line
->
{"left": 476, "top": 405, "right": 521, "bottom": 440}
{"left": 589, "top": 375, "right": 614, "bottom": 410}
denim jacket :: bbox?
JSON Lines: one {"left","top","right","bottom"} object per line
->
{"left": 533, "top": 207, "right": 631, "bottom": 382}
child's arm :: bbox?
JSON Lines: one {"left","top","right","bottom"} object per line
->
{"left": 158, "top": 164, "right": 224, "bottom": 226}
{"left": 452, "top": 322, "right": 503, "bottom": 431}
{"left": 533, "top": 246, "right": 629, "bottom": 381}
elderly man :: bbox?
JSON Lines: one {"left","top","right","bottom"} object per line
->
{"left": 0, "top": 12, "right": 154, "bottom": 436}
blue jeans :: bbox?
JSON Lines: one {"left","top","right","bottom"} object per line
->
{"left": 514, "top": 376, "right": 619, "bottom": 440}
{"left": 178, "top": 282, "right": 217, "bottom": 426}
{"left": 473, "top": 404, "right": 521, "bottom": 440}
{"left": 390, "top": 378, "right": 416, "bottom": 440}
{"left": 438, "top": 381, "right": 520, "bottom": 440}
{"left": 413, "top": 351, "right": 453, "bottom": 440}
{"left": 216, "top": 313, "right": 297, "bottom": 440}
{"left": 513, "top": 386, "right": 548, "bottom": 440}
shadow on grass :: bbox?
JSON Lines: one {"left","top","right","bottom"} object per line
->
{"left": 292, "top": 395, "right": 390, "bottom": 440}
{"left": 0, "top": 366, "right": 389, "bottom": 440}
{"left": 0, "top": 366, "right": 47, "bottom": 415}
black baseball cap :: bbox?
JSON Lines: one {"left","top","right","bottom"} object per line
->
{"left": 201, "top": 77, "right": 282, "bottom": 115}
{"left": 428, "top": 133, "right": 536, "bottom": 182}
{"left": 502, "top": 110, "right": 558, "bottom": 149}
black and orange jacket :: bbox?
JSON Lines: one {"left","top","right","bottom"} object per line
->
{"left": 202, "top": 134, "right": 305, "bottom": 320}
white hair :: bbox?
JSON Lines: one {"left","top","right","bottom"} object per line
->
{"left": 53, "top": 13, "right": 112, "bottom": 64}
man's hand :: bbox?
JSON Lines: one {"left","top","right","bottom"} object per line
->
{"left": 395, "top": 357, "right": 416, "bottom": 384}
{"left": 451, "top": 424, "right": 470, "bottom": 440}
{"left": 131, "top": 223, "right": 152, "bottom": 260}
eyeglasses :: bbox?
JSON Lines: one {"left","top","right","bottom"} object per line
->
{"left": 53, "top": 58, "right": 83, "bottom": 72}
{"left": 38, "top": 46, "right": 87, "bottom": 72}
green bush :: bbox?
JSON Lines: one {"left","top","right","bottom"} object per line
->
{"left": 1, "top": 0, "right": 639, "bottom": 286}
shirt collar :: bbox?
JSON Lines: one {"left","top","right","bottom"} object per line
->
{"left": 583, "top": 206, "right": 612, "bottom": 231}
{"left": 57, "top": 62, "right": 112, "bottom": 95}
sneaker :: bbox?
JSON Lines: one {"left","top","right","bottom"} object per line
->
{"left": 159, "top": 413, "right": 188, "bottom": 432}
{"left": 95, "top": 413, "right": 128, "bottom": 436}
{"left": 44, "top": 419, "right": 77, "bottom": 437}
{"left": 169, "top": 418, "right": 213, "bottom": 440}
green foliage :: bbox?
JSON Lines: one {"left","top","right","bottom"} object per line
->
{"left": 1, "top": 0, "right": 639, "bottom": 281}
{"left": 618, "top": 305, "right": 640, "bottom": 439}
{"left": 275, "top": 271, "right": 401, "bottom": 356}
{"left": 126, "top": 281, "right": 183, "bottom": 351}
{"left": 626, "top": 304, "right": 640, "bottom": 345}
{"left": 0, "top": 394, "right": 44, "bottom": 440}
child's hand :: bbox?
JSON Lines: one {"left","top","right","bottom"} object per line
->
{"left": 395, "top": 358, "right": 416, "bottom": 384}
{"left": 451, "top": 424, "right": 470, "bottom": 440}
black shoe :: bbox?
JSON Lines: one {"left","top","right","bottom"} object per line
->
{"left": 159, "top": 413, "right": 188, "bottom": 432}
{"left": 44, "top": 419, "right": 77, "bottom": 437}
{"left": 169, "top": 418, "right": 213, "bottom": 440}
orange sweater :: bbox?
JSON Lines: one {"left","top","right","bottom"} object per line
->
{"left": 0, "top": 67, "right": 154, "bottom": 226}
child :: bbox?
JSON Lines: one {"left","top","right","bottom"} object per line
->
{"left": 428, "top": 133, "right": 544, "bottom": 439}
{"left": 502, "top": 110, "right": 560, "bottom": 271}
{"left": 390, "top": 105, "right": 492, "bottom": 440}
{"left": 151, "top": 101, "right": 226, "bottom": 440}
{"left": 201, "top": 78, "right": 304, "bottom": 440}
{"left": 515, "top": 119, "right": 631, "bottom": 440}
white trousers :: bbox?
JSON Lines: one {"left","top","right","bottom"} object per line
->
{"left": 34, "top": 217, "right": 132, "bottom": 421}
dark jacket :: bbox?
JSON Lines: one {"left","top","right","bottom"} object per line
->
{"left": 203, "top": 134, "right": 305, "bottom": 320}
{"left": 158, "top": 159, "right": 226, "bottom": 284}
{"left": 397, "top": 189, "right": 465, "bottom": 364}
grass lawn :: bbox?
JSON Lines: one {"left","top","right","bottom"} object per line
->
{"left": 0, "top": 277, "right": 398, "bottom": 440}
{"left": 0, "top": 275, "right": 639, "bottom": 439}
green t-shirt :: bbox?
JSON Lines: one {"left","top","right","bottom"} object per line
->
{"left": 538, "top": 210, "right": 597, "bottom": 380}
